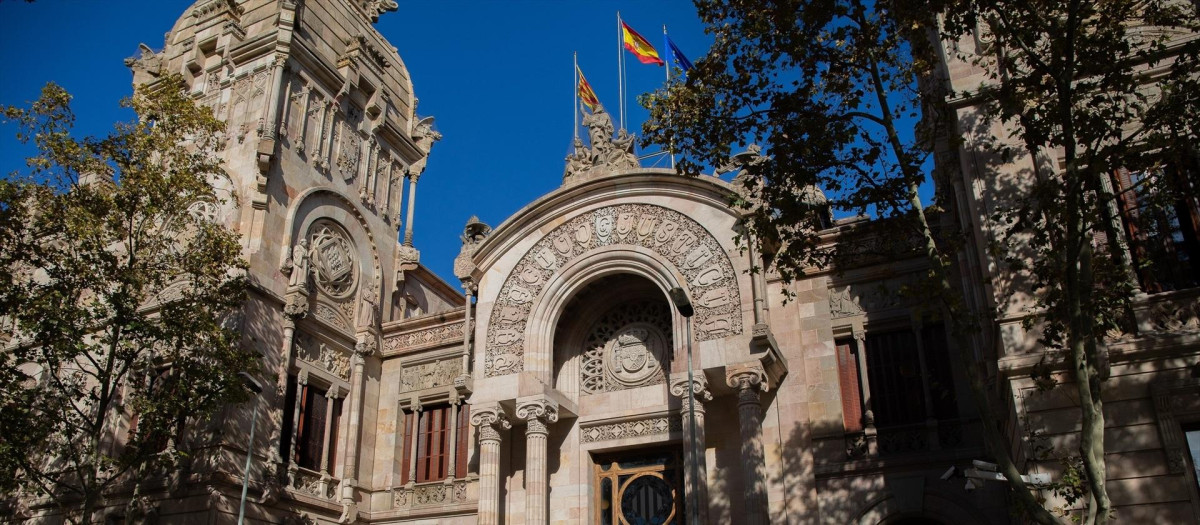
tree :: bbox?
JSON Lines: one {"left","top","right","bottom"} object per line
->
{"left": 642, "top": 0, "right": 1198, "bottom": 523}
{"left": 0, "top": 77, "right": 256, "bottom": 523}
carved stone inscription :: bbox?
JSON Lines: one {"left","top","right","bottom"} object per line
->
{"left": 485, "top": 204, "right": 742, "bottom": 377}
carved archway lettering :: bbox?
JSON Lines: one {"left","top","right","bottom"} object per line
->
{"left": 484, "top": 204, "right": 742, "bottom": 377}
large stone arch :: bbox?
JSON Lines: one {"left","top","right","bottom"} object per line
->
{"left": 483, "top": 203, "right": 743, "bottom": 378}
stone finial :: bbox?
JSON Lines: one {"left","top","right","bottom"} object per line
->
{"left": 412, "top": 116, "right": 442, "bottom": 153}
{"left": 454, "top": 216, "right": 492, "bottom": 281}
{"left": 125, "top": 43, "right": 164, "bottom": 85}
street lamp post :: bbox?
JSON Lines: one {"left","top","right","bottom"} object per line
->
{"left": 668, "top": 287, "right": 700, "bottom": 525}
{"left": 237, "top": 372, "right": 263, "bottom": 525}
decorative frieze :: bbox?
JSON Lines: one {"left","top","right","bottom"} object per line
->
{"left": 384, "top": 321, "right": 466, "bottom": 353}
{"left": 580, "top": 416, "right": 681, "bottom": 443}
{"left": 295, "top": 332, "right": 351, "bottom": 381}
{"left": 392, "top": 480, "right": 469, "bottom": 509}
{"left": 399, "top": 359, "right": 461, "bottom": 393}
{"left": 486, "top": 203, "right": 743, "bottom": 377}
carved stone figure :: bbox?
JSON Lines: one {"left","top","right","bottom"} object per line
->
{"left": 358, "top": 284, "right": 378, "bottom": 329}
{"left": 562, "top": 138, "right": 593, "bottom": 180}
{"left": 288, "top": 239, "right": 311, "bottom": 290}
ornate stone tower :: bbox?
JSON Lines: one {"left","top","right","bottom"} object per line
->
{"left": 120, "top": 1, "right": 467, "bottom": 523}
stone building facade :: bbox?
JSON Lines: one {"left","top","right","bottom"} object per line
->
{"left": 17, "top": 1, "right": 1199, "bottom": 524}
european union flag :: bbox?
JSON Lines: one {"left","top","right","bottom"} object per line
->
{"left": 665, "top": 35, "right": 692, "bottom": 73}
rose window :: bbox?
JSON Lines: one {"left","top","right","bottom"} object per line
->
{"left": 308, "top": 220, "right": 358, "bottom": 299}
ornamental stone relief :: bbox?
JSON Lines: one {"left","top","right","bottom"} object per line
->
{"left": 485, "top": 203, "right": 742, "bottom": 377}
{"left": 580, "top": 416, "right": 681, "bottom": 443}
{"left": 399, "top": 359, "right": 461, "bottom": 393}
{"left": 383, "top": 321, "right": 465, "bottom": 353}
{"left": 581, "top": 300, "right": 672, "bottom": 395}
{"left": 295, "top": 332, "right": 351, "bottom": 381}
{"left": 308, "top": 220, "right": 358, "bottom": 300}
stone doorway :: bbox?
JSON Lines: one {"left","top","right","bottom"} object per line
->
{"left": 593, "top": 448, "right": 685, "bottom": 525}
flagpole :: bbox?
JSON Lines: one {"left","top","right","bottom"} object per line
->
{"left": 663, "top": 25, "right": 677, "bottom": 170}
{"left": 573, "top": 51, "right": 579, "bottom": 141}
{"left": 617, "top": 11, "right": 625, "bottom": 131}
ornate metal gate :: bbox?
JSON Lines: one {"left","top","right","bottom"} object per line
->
{"left": 593, "top": 449, "right": 685, "bottom": 525}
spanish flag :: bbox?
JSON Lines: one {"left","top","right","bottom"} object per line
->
{"left": 577, "top": 66, "right": 601, "bottom": 111}
{"left": 622, "top": 21, "right": 664, "bottom": 66}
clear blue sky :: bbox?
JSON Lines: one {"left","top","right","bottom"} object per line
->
{"left": 0, "top": 0, "right": 710, "bottom": 284}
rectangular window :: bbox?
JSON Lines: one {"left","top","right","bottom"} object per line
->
{"left": 402, "top": 403, "right": 470, "bottom": 483}
{"left": 1113, "top": 162, "right": 1200, "bottom": 292}
{"left": 283, "top": 379, "right": 342, "bottom": 472}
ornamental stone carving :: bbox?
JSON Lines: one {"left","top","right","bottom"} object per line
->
{"left": 471, "top": 405, "right": 511, "bottom": 443}
{"left": 580, "top": 416, "right": 681, "bottom": 443}
{"left": 295, "top": 332, "right": 351, "bottom": 381}
{"left": 564, "top": 105, "right": 638, "bottom": 180}
{"left": 384, "top": 321, "right": 465, "bottom": 353}
{"left": 308, "top": 220, "right": 357, "bottom": 299}
{"left": 726, "top": 364, "right": 769, "bottom": 395}
{"left": 485, "top": 203, "right": 743, "bottom": 377}
{"left": 669, "top": 375, "right": 714, "bottom": 406}
{"left": 580, "top": 300, "right": 672, "bottom": 394}
{"left": 515, "top": 398, "right": 559, "bottom": 433}
{"left": 399, "top": 359, "right": 461, "bottom": 393}
{"left": 454, "top": 216, "right": 491, "bottom": 281}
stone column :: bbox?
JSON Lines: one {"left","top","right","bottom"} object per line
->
{"left": 339, "top": 337, "right": 374, "bottom": 502}
{"left": 516, "top": 398, "right": 558, "bottom": 525}
{"left": 445, "top": 396, "right": 461, "bottom": 482}
{"left": 460, "top": 282, "right": 476, "bottom": 373}
{"left": 852, "top": 330, "right": 878, "bottom": 455}
{"left": 405, "top": 401, "right": 422, "bottom": 487}
{"left": 320, "top": 388, "right": 340, "bottom": 476}
{"left": 727, "top": 365, "right": 770, "bottom": 525}
{"left": 670, "top": 375, "right": 713, "bottom": 524}
{"left": 471, "top": 404, "right": 511, "bottom": 525}
{"left": 403, "top": 171, "right": 419, "bottom": 246}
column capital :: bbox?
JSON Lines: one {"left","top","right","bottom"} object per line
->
{"left": 516, "top": 397, "right": 559, "bottom": 435}
{"left": 726, "top": 363, "right": 769, "bottom": 394}
{"left": 852, "top": 329, "right": 866, "bottom": 342}
{"left": 471, "top": 404, "right": 511, "bottom": 443}
{"left": 669, "top": 374, "right": 713, "bottom": 404}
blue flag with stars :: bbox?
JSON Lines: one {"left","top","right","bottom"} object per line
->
{"left": 665, "top": 35, "right": 692, "bottom": 73}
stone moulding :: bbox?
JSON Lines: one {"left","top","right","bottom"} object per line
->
{"left": 398, "top": 358, "right": 461, "bottom": 393}
{"left": 580, "top": 415, "right": 682, "bottom": 443}
{"left": 485, "top": 203, "right": 744, "bottom": 377}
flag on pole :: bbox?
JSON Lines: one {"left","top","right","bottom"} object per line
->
{"left": 621, "top": 21, "right": 664, "bottom": 66}
{"left": 577, "top": 65, "right": 601, "bottom": 111}
{"left": 666, "top": 36, "right": 693, "bottom": 72}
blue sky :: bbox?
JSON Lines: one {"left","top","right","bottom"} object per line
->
{"left": 0, "top": 0, "right": 710, "bottom": 283}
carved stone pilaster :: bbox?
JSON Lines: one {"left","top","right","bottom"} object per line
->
{"left": 670, "top": 373, "right": 712, "bottom": 523}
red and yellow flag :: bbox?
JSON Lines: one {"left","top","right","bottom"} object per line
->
{"left": 577, "top": 65, "right": 601, "bottom": 111}
{"left": 621, "top": 21, "right": 664, "bottom": 66}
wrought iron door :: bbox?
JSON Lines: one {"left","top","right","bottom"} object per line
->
{"left": 593, "top": 449, "right": 684, "bottom": 525}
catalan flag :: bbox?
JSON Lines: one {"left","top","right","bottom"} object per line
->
{"left": 577, "top": 65, "right": 601, "bottom": 112}
{"left": 622, "top": 21, "right": 664, "bottom": 66}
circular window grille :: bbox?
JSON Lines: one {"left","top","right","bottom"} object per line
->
{"left": 187, "top": 199, "right": 219, "bottom": 223}
{"left": 307, "top": 220, "right": 358, "bottom": 299}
